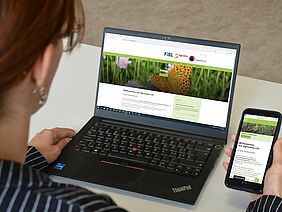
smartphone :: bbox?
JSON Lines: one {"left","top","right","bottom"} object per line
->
{"left": 225, "top": 108, "right": 281, "bottom": 193}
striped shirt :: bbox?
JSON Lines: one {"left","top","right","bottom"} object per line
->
{"left": 0, "top": 146, "right": 127, "bottom": 212}
{"left": 247, "top": 195, "right": 282, "bottom": 212}
{"left": 1, "top": 147, "right": 281, "bottom": 211}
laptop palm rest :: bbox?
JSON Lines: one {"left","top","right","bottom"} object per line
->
{"left": 94, "top": 160, "right": 145, "bottom": 188}
{"left": 90, "top": 158, "right": 203, "bottom": 204}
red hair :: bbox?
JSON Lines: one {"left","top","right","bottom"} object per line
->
{"left": 0, "top": 0, "right": 84, "bottom": 91}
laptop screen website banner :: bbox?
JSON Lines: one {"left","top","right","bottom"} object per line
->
{"left": 96, "top": 32, "right": 237, "bottom": 129}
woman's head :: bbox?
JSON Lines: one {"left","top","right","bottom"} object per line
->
{"left": 0, "top": 0, "right": 84, "bottom": 112}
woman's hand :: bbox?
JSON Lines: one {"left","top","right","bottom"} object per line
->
{"left": 223, "top": 134, "right": 236, "bottom": 170}
{"left": 263, "top": 138, "right": 282, "bottom": 198}
{"left": 223, "top": 135, "right": 261, "bottom": 201}
{"left": 223, "top": 135, "right": 282, "bottom": 201}
{"left": 29, "top": 128, "right": 76, "bottom": 164}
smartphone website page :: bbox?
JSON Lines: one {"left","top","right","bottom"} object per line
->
{"left": 229, "top": 114, "right": 278, "bottom": 184}
{"left": 97, "top": 33, "right": 237, "bottom": 128}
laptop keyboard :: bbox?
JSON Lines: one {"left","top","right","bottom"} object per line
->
{"left": 73, "top": 122, "right": 214, "bottom": 177}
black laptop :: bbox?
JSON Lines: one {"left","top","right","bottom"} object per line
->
{"left": 47, "top": 27, "right": 240, "bottom": 205}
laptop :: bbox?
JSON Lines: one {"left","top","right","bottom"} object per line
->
{"left": 47, "top": 27, "right": 240, "bottom": 205}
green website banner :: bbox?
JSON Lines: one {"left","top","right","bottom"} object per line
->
{"left": 240, "top": 132, "right": 273, "bottom": 142}
{"left": 244, "top": 118, "right": 277, "bottom": 126}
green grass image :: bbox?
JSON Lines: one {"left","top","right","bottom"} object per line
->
{"left": 100, "top": 54, "right": 232, "bottom": 102}
{"left": 101, "top": 54, "right": 161, "bottom": 89}
{"left": 188, "top": 67, "right": 231, "bottom": 102}
{"left": 241, "top": 122, "right": 276, "bottom": 136}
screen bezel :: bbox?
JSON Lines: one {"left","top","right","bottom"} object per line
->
{"left": 94, "top": 27, "right": 241, "bottom": 141}
{"left": 225, "top": 108, "right": 282, "bottom": 193}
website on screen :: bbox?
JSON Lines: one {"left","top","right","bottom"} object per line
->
{"left": 97, "top": 33, "right": 237, "bottom": 128}
{"left": 229, "top": 114, "right": 278, "bottom": 184}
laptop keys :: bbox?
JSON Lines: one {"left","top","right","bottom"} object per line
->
{"left": 73, "top": 121, "right": 215, "bottom": 178}
{"left": 81, "top": 147, "right": 91, "bottom": 153}
{"left": 179, "top": 159, "right": 204, "bottom": 168}
{"left": 99, "top": 150, "right": 108, "bottom": 156}
{"left": 74, "top": 145, "right": 81, "bottom": 151}
{"left": 195, "top": 145, "right": 212, "bottom": 152}
{"left": 111, "top": 146, "right": 119, "bottom": 153}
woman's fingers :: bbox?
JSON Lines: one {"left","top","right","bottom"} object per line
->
{"left": 223, "top": 162, "right": 229, "bottom": 170}
{"left": 48, "top": 128, "right": 76, "bottom": 140}
{"left": 56, "top": 138, "right": 71, "bottom": 150}
{"left": 224, "top": 146, "right": 233, "bottom": 157}
{"left": 231, "top": 134, "right": 236, "bottom": 141}
{"left": 272, "top": 138, "right": 282, "bottom": 165}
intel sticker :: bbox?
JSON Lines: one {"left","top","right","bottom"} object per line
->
{"left": 53, "top": 162, "right": 65, "bottom": 170}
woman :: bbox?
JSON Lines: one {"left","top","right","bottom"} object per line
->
{"left": 0, "top": 1, "right": 126, "bottom": 211}
{"left": 0, "top": 1, "right": 281, "bottom": 212}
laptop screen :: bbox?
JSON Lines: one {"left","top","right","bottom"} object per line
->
{"left": 96, "top": 28, "right": 239, "bottom": 133}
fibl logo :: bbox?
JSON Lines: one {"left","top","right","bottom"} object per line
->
{"left": 164, "top": 52, "right": 174, "bottom": 57}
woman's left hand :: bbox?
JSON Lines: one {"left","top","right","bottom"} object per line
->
{"left": 29, "top": 128, "right": 76, "bottom": 164}
{"left": 223, "top": 134, "right": 261, "bottom": 201}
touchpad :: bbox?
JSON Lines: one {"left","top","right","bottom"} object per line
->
{"left": 89, "top": 160, "right": 146, "bottom": 188}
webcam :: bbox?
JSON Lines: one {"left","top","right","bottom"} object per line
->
{"left": 164, "top": 36, "right": 170, "bottom": 40}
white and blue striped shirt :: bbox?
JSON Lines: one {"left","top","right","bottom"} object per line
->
{"left": 0, "top": 146, "right": 127, "bottom": 212}
{"left": 1, "top": 146, "right": 281, "bottom": 211}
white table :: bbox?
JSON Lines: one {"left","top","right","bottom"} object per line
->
{"left": 30, "top": 44, "right": 282, "bottom": 212}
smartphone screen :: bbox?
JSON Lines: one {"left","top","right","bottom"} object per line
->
{"left": 225, "top": 108, "right": 281, "bottom": 193}
{"left": 229, "top": 114, "right": 279, "bottom": 184}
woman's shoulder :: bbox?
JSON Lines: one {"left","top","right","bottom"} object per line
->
{"left": 0, "top": 160, "right": 127, "bottom": 211}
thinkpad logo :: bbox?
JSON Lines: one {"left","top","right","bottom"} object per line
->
{"left": 172, "top": 185, "right": 192, "bottom": 193}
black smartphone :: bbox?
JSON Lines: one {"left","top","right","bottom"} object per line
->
{"left": 225, "top": 108, "right": 281, "bottom": 194}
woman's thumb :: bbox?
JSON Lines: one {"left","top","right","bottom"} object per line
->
{"left": 272, "top": 138, "right": 282, "bottom": 165}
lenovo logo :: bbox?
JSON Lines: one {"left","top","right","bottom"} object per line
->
{"left": 172, "top": 185, "right": 192, "bottom": 193}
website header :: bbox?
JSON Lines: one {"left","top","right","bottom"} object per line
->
{"left": 104, "top": 33, "right": 237, "bottom": 70}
